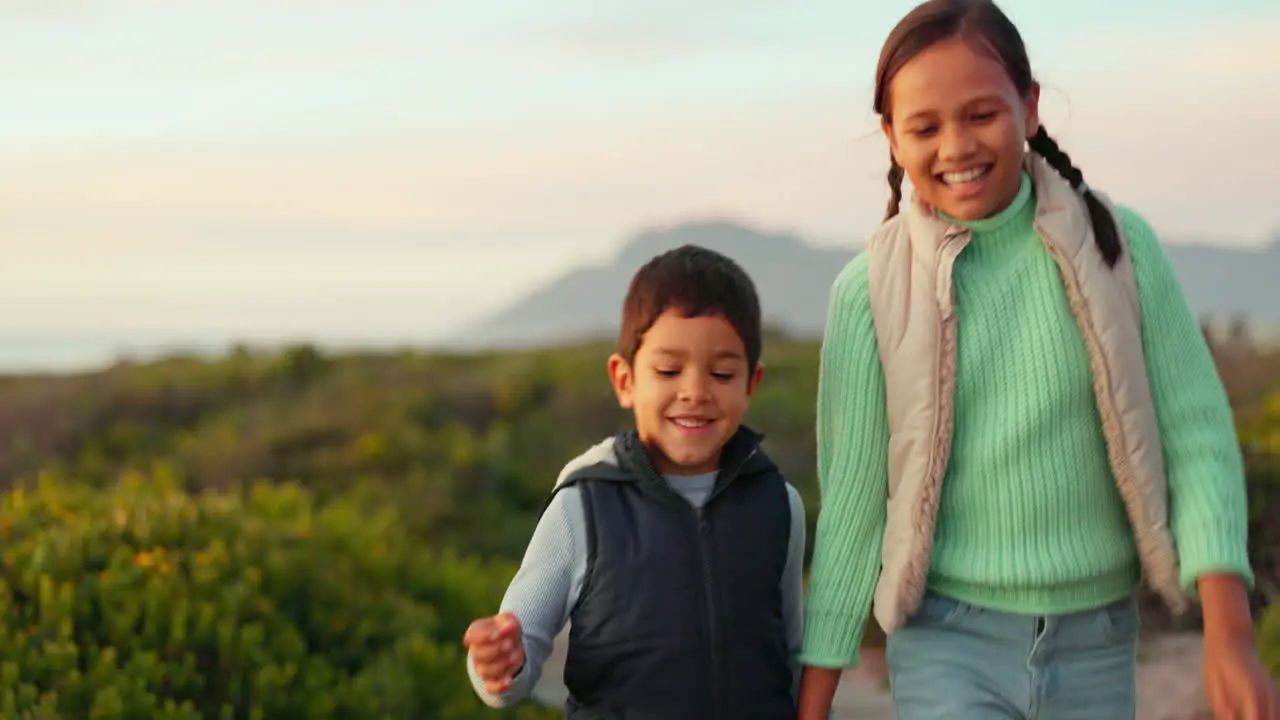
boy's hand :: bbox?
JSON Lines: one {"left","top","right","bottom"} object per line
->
{"left": 464, "top": 612, "right": 525, "bottom": 695}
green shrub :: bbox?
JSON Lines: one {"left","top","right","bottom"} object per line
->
{"left": 0, "top": 470, "right": 556, "bottom": 719}
{"left": 1243, "top": 392, "right": 1280, "bottom": 679}
{"left": 1260, "top": 604, "right": 1280, "bottom": 680}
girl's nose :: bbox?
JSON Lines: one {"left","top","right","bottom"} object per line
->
{"left": 940, "top": 124, "right": 978, "bottom": 161}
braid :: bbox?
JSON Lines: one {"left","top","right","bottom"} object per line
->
{"left": 885, "top": 153, "right": 905, "bottom": 221}
{"left": 1027, "top": 126, "right": 1122, "bottom": 267}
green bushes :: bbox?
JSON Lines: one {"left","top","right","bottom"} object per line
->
{"left": 1242, "top": 392, "right": 1280, "bottom": 676}
{"left": 0, "top": 471, "right": 555, "bottom": 719}
{"left": 1261, "top": 604, "right": 1280, "bottom": 680}
{"left": 0, "top": 339, "right": 1275, "bottom": 712}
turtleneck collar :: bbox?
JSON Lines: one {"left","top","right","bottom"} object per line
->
{"left": 938, "top": 170, "right": 1033, "bottom": 235}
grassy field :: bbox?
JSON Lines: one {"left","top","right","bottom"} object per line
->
{"left": 0, "top": 332, "right": 1275, "bottom": 715}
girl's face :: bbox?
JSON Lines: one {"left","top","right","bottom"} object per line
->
{"left": 882, "top": 35, "right": 1039, "bottom": 221}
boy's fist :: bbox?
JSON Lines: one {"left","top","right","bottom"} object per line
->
{"left": 463, "top": 612, "right": 525, "bottom": 694}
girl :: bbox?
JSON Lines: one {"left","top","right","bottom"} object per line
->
{"left": 797, "top": 1, "right": 1278, "bottom": 718}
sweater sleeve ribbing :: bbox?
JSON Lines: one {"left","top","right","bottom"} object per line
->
{"left": 1118, "top": 206, "right": 1255, "bottom": 593}
{"left": 799, "top": 255, "right": 890, "bottom": 668}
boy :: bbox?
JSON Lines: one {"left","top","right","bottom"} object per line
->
{"left": 463, "top": 244, "right": 806, "bottom": 718}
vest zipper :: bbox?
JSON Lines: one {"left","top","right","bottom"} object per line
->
{"left": 694, "top": 505, "right": 721, "bottom": 720}
{"left": 691, "top": 446, "right": 755, "bottom": 720}
{"left": 636, "top": 436, "right": 759, "bottom": 719}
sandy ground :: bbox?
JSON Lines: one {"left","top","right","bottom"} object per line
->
{"left": 530, "top": 629, "right": 1211, "bottom": 719}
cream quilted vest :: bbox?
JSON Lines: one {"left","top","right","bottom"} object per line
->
{"left": 864, "top": 153, "right": 1188, "bottom": 634}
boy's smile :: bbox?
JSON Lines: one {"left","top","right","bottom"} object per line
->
{"left": 609, "top": 309, "right": 762, "bottom": 475}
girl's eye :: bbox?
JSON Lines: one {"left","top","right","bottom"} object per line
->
{"left": 972, "top": 111, "right": 996, "bottom": 122}
{"left": 910, "top": 126, "right": 937, "bottom": 137}
{"left": 656, "top": 369, "right": 679, "bottom": 377}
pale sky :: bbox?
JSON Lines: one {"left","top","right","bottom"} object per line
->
{"left": 2, "top": 0, "right": 1278, "bottom": 347}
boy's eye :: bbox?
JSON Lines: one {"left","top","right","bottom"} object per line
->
{"left": 711, "top": 372, "right": 735, "bottom": 382}
{"left": 909, "top": 126, "right": 937, "bottom": 137}
{"left": 655, "top": 368, "right": 679, "bottom": 377}
{"left": 971, "top": 111, "right": 996, "bottom": 122}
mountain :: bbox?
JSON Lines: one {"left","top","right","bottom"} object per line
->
{"left": 455, "top": 220, "right": 1280, "bottom": 349}
{"left": 1161, "top": 234, "right": 1279, "bottom": 331}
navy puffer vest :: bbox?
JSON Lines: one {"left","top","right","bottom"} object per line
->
{"left": 549, "top": 426, "right": 793, "bottom": 720}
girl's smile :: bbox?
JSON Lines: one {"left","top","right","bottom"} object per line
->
{"left": 937, "top": 163, "right": 995, "bottom": 199}
{"left": 881, "top": 35, "right": 1037, "bottom": 221}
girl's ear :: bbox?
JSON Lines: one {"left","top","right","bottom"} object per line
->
{"left": 881, "top": 118, "right": 899, "bottom": 164}
{"left": 1023, "top": 81, "right": 1041, "bottom": 139}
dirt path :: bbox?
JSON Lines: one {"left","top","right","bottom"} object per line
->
{"left": 1135, "top": 634, "right": 1211, "bottom": 720}
{"left": 531, "top": 629, "right": 1209, "bottom": 719}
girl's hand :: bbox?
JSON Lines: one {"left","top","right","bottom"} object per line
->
{"left": 1199, "top": 573, "right": 1279, "bottom": 719}
{"left": 797, "top": 666, "right": 842, "bottom": 720}
{"left": 1202, "top": 631, "right": 1278, "bottom": 719}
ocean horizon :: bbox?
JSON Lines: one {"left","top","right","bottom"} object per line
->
{"left": 0, "top": 333, "right": 456, "bottom": 375}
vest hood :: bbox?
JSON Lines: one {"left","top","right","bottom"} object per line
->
{"left": 554, "top": 424, "right": 778, "bottom": 491}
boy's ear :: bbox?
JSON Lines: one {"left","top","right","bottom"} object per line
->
{"left": 607, "top": 353, "right": 635, "bottom": 409}
{"left": 746, "top": 362, "right": 764, "bottom": 397}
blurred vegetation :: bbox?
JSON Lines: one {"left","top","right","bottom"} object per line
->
{"left": 0, "top": 470, "right": 556, "bottom": 718}
{"left": 0, "top": 329, "right": 1275, "bottom": 715}
{"left": 0, "top": 337, "right": 822, "bottom": 564}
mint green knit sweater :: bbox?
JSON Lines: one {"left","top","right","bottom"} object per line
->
{"left": 800, "top": 173, "right": 1254, "bottom": 668}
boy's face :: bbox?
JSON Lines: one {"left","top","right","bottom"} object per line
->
{"left": 608, "top": 309, "right": 762, "bottom": 476}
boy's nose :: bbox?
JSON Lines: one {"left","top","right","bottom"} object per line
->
{"left": 678, "top": 378, "right": 711, "bottom": 402}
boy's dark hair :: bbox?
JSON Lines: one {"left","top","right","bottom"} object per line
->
{"left": 618, "top": 244, "right": 762, "bottom": 372}
{"left": 875, "top": 0, "right": 1123, "bottom": 268}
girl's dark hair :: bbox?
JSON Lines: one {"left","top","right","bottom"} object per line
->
{"left": 873, "top": 0, "right": 1122, "bottom": 267}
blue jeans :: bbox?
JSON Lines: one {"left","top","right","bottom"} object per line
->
{"left": 886, "top": 592, "right": 1140, "bottom": 719}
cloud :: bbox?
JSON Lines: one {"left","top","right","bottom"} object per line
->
{"left": 2, "top": 14, "right": 1276, "bottom": 272}
{"left": 2, "top": 4, "right": 1276, "bottom": 343}
{"left": 528, "top": 0, "right": 884, "bottom": 64}
{"left": 1018, "top": 18, "right": 1280, "bottom": 238}
{"left": 0, "top": 0, "right": 106, "bottom": 17}
{"left": 0, "top": 93, "right": 872, "bottom": 238}
{"left": 0, "top": 205, "right": 578, "bottom": 339}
